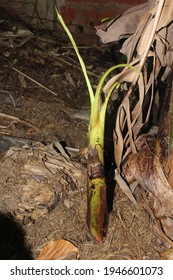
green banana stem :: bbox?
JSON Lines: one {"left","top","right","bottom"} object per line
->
{"left": 87, "top": 121, "right": 107, "bottom": 241}
{"left": 87, "top": 170, "right": 108, "bottom": 242}
{"left": 87, "top": 82, "right": 121, "bottom": 241}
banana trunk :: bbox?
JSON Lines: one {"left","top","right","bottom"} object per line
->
{"left": 87, "top": 144, "right": 108, "bottom": 242}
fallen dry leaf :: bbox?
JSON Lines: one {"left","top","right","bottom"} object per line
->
{"left": 36, "top": 239, "right": 80, "bottom": 260}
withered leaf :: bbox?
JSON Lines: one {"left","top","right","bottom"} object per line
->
{"left": 114, "top": 169, "right": 138, "bottom": 208}
{"left": 36, "top": 239, "right": 80, "bottom": 260}
{"left": 95, "top": 3, "right": 150, "bottom": 44}
{"left": 126, "top": 143, "right": 173, "bottom": 241}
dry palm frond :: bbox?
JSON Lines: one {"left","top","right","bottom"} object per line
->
{"left": 97, "top": 0, "right": 173, "bottom": 246}
{"left": 98, "top": 0, "right": 171, "bottom": 169}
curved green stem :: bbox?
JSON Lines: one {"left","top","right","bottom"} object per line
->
{"left": 55, "top": 7, "right": 95, "bottom": 105}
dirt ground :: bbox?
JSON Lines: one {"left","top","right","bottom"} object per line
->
{"left": 0, "top": 8, "right": 166, "bottom": 260}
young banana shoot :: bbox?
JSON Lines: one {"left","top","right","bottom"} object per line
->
{"left": 56, "top": 8, "right": 140, "bottom": 242}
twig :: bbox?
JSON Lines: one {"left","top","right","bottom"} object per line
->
{"left": 12, "top": 67, "right": 58, "bottom": 96}
{"left": 0, "top": 112, "right": 39, "bottom": 131}
{"left": 0, "top": 112, "right": 24, "bottom": 121}
{"left": 55, "top": 56, "right": 72, "bottom": 66}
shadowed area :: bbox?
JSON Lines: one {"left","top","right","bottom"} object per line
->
{"left": 0, "top": 212, "right": 33, "bottom": 260}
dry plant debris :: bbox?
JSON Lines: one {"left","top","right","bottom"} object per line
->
{"left": 96, "top": 0, "right": 173, "bottom": 256}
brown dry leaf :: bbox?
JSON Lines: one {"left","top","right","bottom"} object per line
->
{"left": 114, "top": 169, "right": 138, "bottom": 208}
{"left": 113, "top": 111, "right": 124, "bottom": 171}
{"left": 157, "top": 0, "right": 173, "bottom": 30}
{"left": 110, "top": 0, "right": 173, "bottom": 71}
{"left": 95, "top": 3, "right": 150, "bottom": 44}
{"left": 36, "top": 239, "right": 80, "bottom": 260}
{"left": 126, "top": 141, "right": 173, "bottom": 241}
{"left": 103, "top": 58, "right": 140, "bottom": 93}
{"left": 136, "top": 17, "right": 155, "bottom": 57}
{"left": 105, "top": 0, "right": 171, "bottom": 173}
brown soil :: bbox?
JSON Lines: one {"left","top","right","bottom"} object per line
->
{"left": 0, "top": 9, "right": 165, "bottom": 260}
